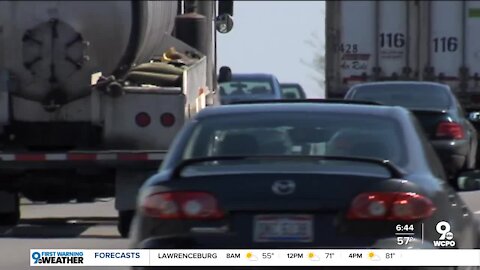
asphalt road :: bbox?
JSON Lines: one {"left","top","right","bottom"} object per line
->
{"left": 2, "top": 191, "right": 480, "bottom": 270}
{"left": 0, "top": 198, "right": 129, "bottom": 270}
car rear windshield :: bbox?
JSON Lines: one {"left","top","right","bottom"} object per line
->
{"left": 219, "top": 79, "right": 274, "bottom": 97}
{"left": 182, "top": 111, "right": 407, "bottom": 167}
{"left": 281, "top": 85, "right": 305, "bottom": 99}
{"left": 351, "top": 84, "right": 451, "bottom": 110}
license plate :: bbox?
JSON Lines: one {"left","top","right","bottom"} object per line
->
{"left": 253, "top": 215, "right": 313, "bottom": 242}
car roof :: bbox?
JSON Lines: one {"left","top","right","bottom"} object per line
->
{"left": 194, "top": 103, "right": 410, "bottom": 120}
{"left": 351, "top": 81, "right": 449, "bottom": 89}
{"left": 346, "top": 81, "right": 455, "bottom": 109}
{"left": 230, "top": 73, "right": 277, "bottom": 80}
{"left": 280, "top": 83, "right": 302, "bottom": 86}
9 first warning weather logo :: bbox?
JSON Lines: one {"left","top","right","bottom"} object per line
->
{"left": 31, "top": 251, "right": 84, "bottom": 265}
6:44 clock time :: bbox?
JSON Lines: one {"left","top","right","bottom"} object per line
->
{"left": 395, "top": 224, "right": 415, "bottom": 246}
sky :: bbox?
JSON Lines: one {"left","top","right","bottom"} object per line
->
{"left": 217, "top": 1, "right": 326, "bottom": 98}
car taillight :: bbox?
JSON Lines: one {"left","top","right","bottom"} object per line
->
{"left": 160, "top": 113, "right": 175, "bottom": 127}
{"left": 141, "top": 191, "right": 224, "bottom": 219}
{"left": 435, "top": 121, "right": 464, "bottom": 139}
{"left": 346, "top": 192, "right": 436, "bottom": 221}
{"left": 135, "top": 112, "right": 151, "bottom": 127}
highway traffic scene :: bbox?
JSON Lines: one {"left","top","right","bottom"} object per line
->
{"left": 3, "top": 0, "right": 480, "bottom": 269}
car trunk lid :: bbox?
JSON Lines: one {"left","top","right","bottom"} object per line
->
{"left": 162, "top": 172, "right": 403, "bottom": 212}
{"left": 410, "top": 109, "right": 451, "bottom": 139}
{"left": 156, "top": 171, "right": 408, "bottom": 246}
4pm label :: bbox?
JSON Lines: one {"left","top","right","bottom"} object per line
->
{"left": 433, "top": 221, "right": 456, "bottom": 247}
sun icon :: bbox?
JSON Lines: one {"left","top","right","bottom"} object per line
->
{"left": 308, "top": 252, "right": 320, "bottom": 261}
{"left": 368, "top": 252, "right": 380, "bottom": 261}
{"left": 245, "top": 252, "right": 258, "bottom": 261}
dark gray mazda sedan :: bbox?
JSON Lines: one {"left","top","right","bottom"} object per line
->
{"left": 129, "top": 101, "right": 480, "bottom": 270}
{"left": 344, "top": 81, "right": 478, "bottom": 179}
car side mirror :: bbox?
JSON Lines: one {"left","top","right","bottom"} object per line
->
{"left": 218, "top": 0, "right": 234, "bottom": 16}
{"left": 218, "top": 66, "right": 232, "bottom": 83}
{"left": 215, "top": 14, "right": 234, "bottom": 34}
{"left": 216, "top": 0, "right": 233, "bottom": 34}
{"left": 457, "top": 170, "right": 480, "bottom": 191}
{"left": 468, "top": 112, "right": 480, "bottom": 122}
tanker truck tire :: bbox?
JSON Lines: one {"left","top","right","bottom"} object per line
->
{"left": 0, "top": 192, "right": 20, "bottom": 226}
{"left": 0, "top": 210, "right": 20, "bottom": 226}
{"left": 118, "top": 210, "right": 134, "bottom": 238}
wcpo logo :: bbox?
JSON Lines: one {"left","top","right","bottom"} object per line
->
{"left": 433, "top": 221, "right": 456, "bottom": 247}
{"left": 31, "top": 251, "right": 84, "bottom": 265}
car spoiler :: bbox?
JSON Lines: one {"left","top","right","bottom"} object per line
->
{"left": 409, "top": 108, "right": 448, "bottom": 115}
{"left": 228, "top": 99, "right": 383, "bottom": 105}
{"left": 171, "top": 155, "right": 405, "bottom": 179}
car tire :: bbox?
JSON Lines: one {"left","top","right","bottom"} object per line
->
{"left": 476, "top": 224, "right": 480, "bottom": 249}
{"left": 0, "top": 211, "right": 20, "bottom": 226}
{"left": 118, "top": 210, "right": 135, "bottom": 238}
{"left": 76, "top": 195, "right": 95, "bottom": 203}
{"left": 0, "top": 193, "right": 20, "bottom": 226}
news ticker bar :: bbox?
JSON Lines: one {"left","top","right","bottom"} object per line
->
{"left": 30, "top": 249, "right": 480, "bottom": 267}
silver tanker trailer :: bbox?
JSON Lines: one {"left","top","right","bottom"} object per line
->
{"left": 0, "top": 0, "right": 234, "bottom": 237}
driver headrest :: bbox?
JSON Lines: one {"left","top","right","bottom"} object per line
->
{"left": 219, "top": 133, "right": 259, "bottom": 156}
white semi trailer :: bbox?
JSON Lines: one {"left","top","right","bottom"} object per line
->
{"left": 325, "top": 0, "right": 480, "bottom": 112}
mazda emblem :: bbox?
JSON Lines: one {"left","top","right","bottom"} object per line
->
{"left": 272, "top": 180, "right": 296, "bottom": 195}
